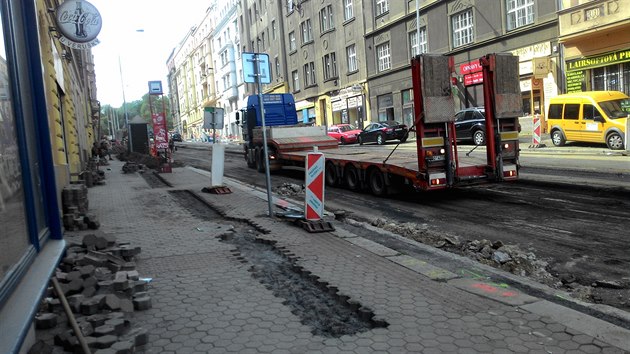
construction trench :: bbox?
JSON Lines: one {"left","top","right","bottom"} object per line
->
{"left": 167, "top": 188, "right": 388, "bottom": 338}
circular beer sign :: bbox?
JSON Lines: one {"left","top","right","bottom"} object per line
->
{"left": 55, "top": 0, "right": 102, "bottom": 43}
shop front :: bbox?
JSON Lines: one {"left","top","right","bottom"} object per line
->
{"left": 295, "top": 99, "right": 316, "bottom": 125}
{"left": 331, "top": 94, "right": 364, "bottom": 129}
{"left": 565, "top": 48, "right": 630, "bottom": 95}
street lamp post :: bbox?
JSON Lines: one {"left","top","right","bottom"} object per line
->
{"left": 118, "top": 55, "right": 132, "bottom": 152}
{"left": 117, "top": 29, "right": 144, "bottom": 153}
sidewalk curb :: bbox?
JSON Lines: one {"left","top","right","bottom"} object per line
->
{"left": 179, "top": 166, "right": 630, "bottom": 333}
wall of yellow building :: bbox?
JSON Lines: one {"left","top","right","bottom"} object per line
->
{"left": 563, "top": 26, "right": 630, "bottom": 59}
{"left": 315, "top": 95, "right": 331, "bottom": 127}
{"left": 35, "top": 0, "right": 93, "bottom": 192}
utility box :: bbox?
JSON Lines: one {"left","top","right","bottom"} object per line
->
{"left": 129, "top": 115, "right": 149, "bottom": 154}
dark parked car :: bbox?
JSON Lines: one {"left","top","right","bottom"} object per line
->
{"left": 454, "top": 107, "right": 486, "bottom": 145}
{"left": 358, "top": 121, "right": 409, "bottom": 145}
{"left": 170, "top": 132, "right": 183, "bottom": 142}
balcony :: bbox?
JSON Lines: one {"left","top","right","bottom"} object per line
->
{"left": 558, "top": 0, "right": 630, "bottom": 40}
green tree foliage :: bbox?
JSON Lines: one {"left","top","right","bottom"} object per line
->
{"left": 99, "top": 94, "right": 173, "bottom": 137}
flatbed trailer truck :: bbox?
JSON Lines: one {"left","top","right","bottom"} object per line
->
{"left": 241, "top": 54, "right": 521, "bottom": 196}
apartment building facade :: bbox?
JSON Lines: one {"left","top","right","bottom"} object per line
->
{"left": 364, "top": 0, "right": 560, "bottom": 129}
{"left": 168, "top": 9, "right": 214, "bottom": 141}
{"left": 168, "top": 0, "right": 247, "bottom": 141}
{"left": 240, "top": 0, "right": 370, "bottom": 127}
{"left": 558, "top": 0, "right": 630, "bottom": 96}
{"left": 212, "top": 0, "right": 247, "bottom": 139}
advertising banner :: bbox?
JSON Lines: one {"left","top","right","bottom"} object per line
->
{"left": 152, "top": 113, "right": 168, "bottom": 149}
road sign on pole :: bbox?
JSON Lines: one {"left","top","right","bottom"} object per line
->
{"left": 305, "top": 150, "right": 325, "bottom": 220}
{"left": 242, "top": 52, "right": 271, "bottom": 84}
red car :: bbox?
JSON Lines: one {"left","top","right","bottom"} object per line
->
{"left": 327, "top": 124, "right": 362, "bottom": 145}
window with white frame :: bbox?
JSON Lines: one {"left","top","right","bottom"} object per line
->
{"left": 289, "top": 31, "right": 296, "bottom": 51}
{"left": 322, "top": 52, "right": 338, "bottom": 80}
{"left": 292, "top": 70, "right": 300, "bottom": 91}
{"left": 506, "top": 0, "right": 534, "bottom": 30}
{"left": 287, "top": 0, "right": 294, "bottom": 12}
{"left": 320, "top": 5, "right": 334, "bottom": 32}
{"left": 344, "top": 0, "right": 354, "bottom": 21}
{"left": 376, "top": 0, "right": 389, "bottom": 16}
{"left": 303, "top": 62, "right": 316, "bottom": 86}
{"left": 220, "top": 50, "right": 229, "bottom": 67}
{"left": 301, "top": 19, "right": 313, "bottom": 44}
{"left": 409, "top": 27, "right": 427, "bottom": 57}
{"left": 377, "top": 42, "right": 391, "bottom": 72}
{"left": 452, "top": 9, "right": 474, "bottom": 48}
{"left": 275, "top": 57, "right": 280, "bottom": 79}
{"left": 347, "top": 44, "right": 357, "bottom": 72}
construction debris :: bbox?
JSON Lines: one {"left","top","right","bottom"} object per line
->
{"left": 121, "top": 162, "right": 145, "bottom": 174}
{"left": 31, "top": 233, "right": 150, "bottom": 353}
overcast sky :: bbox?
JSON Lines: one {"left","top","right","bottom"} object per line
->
{"left": 90, "top": 0, "right": 211, "bottom": 107}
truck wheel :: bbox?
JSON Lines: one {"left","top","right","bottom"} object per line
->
{"left": 344, "top": 165, "right": 360, "bottom": 191}
{"left": 255, "top": 148, "right": 265, "bottom": 172}
{"left": 551, "top": 130, "right": 565, "bottom": 147}
{"left": 376, "top": 134, "right": 385, "bottom": 145}
{"left": 473, "top": 130, "right": 485, "bottom": 145}
{"left": 606, "top": 132, "right": 624, "bottom": 150}
{"left": 325, "top": 162, "right": 338, "bottom": 186}
{"left": 368, "top": 169, "right": 387, "bottom": 196}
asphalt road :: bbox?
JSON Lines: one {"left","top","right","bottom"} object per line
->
{"left": 173, "top": 141, "right": 630, "bottom": 314}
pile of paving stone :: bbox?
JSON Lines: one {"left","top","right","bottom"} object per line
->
{"left": 62, "top": 184, "right": 102, "bottom": 231}
{"left": 82, "top": 158, "right": 106, "bottom": 187}
{"left": 29, "top": 232, "right": 151, "bottom": 354}
{"left": 121, "top": 162, "right": 145, "bottom": 174}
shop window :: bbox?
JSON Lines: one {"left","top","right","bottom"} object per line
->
{"left": 0, "top": 10, "right": 30, "bottom": 282}
{"left": 402, "top": 89, "right": 414, "bottom": 127}
{"left": 377, "top": 93, "right": 394, "bottom": 122}
{"left": 592, "top": 64, "right": 627, "bottom": 93}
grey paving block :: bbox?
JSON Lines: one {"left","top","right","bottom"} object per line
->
{"left": 344, "top": 237, "right": 400, "bottom": 257}
{"left": 521, "top": 300, "right": 630, "bottom": 352}
{"left": 387, "top": 255, "right": 459, "bottom": 281}
{"left": 447, "top": 278, "right": 539, "bottom": 306}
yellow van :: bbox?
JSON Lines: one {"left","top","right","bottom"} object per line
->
{"left": 546, "top": 91, "right": 630, "bottom": 150}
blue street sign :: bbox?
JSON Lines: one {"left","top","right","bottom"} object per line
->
{"left": 242, "top": 52, "right": 271, "bottom": 84}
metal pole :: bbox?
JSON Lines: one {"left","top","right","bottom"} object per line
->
{"left": 416, "top": 0, "right": 420, "bottom": 56}
{"left": 255, "top": 53, "right": 273, "bottom": 216}
{"left": 118, "top": 56, "right": 132, "bottom": 152}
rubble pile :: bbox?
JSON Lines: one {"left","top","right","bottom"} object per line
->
{"left": 369, "top": 217, "right": 556, "bottom": 286}
{"left": 275, "top": 182, "right": 304, "bottom": 197}
{"left": 121, "top": 162, "right": 145, "bottom": 174}
{"left": 370, "top": 218, "right": 458, "bottom": 247}
{"left": 62, "top": 184, "right": 101, "bottom": 231}
{"left": 30, "top": 232, "right": 150, "bottom": 354}
{"left": 460, "top": 240, "right": 555, "bottom": 284}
